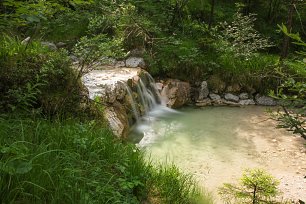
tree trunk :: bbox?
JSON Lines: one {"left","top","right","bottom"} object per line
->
{"left": 280, "top": 0, "right": 296, "bottom": 60}
{"left": 244, "top": 0, "right": 252, "bottom": 15}
{"left": 208, "top": 0, "right": 215, "bottom": 30}
{"left": 252, "top": 185, "right": 257, "bottom": 204}
{"left": 267, "top": 0, "right": 273, "bottom": 20}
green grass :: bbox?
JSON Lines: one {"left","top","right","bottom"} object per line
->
{"left": 0, "top": 115, "right": 213, "bottom": 204}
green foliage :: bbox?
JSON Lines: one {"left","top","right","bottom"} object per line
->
{"left": 219, "top": 168, "right": 280, "bottom": 204}
{"left": 149, "top": 164, "right": 213, "bottom": 204}
{"left": 0, "top": 35, "right": 80, "bottom": 115}
{"left": 0, "top": 116, "right": 210, "bottom": 203}
{"left": 41, "top": 11, "right": 90, "bottom": 42}
{"left": 269, "top": 29, "right": 306, "bottom": 138}
{"left": 73, "top": 34, "right": 125, "bottom": 70}
{"left": 219, "top": 7, "right": 273, "bottom": 60}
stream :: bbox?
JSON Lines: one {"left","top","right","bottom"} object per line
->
{"left": 129, "top": 106, "right": 306, "bottom": 203}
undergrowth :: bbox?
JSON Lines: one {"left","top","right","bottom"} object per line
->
{"left": 0, "top": 116, "right": 212, "bottom": 204}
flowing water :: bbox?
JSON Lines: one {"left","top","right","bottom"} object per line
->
{"left": 130, "top": 106, "right": 306, "bottom": 203}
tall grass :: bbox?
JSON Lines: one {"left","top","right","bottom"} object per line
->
{"left": 0, "top": 116, "right": 212, "bottom": 204}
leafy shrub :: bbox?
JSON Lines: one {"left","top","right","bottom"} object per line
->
{"left": 219, "top": 5, "right": 273, "bottom": 60}
{"left": 41, "top": 11, "right": 90, "bottom": 43}
{"left": 73, "top": 34, "right": 125, "bottom": 73}
{"left": 0, "top": 35, "right": 80, "bottom": 115}
{"left": 219, "top": 168, "right": 280, "bottom": 204}
{"left": 146, "top": 37, "right": 208, "bottom": 81}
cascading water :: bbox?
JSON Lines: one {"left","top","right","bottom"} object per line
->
{"left": 124, "top": 83, "right": 140, "bottom": 123}
{"left": 120, "top": 72, "right": 166, "bottom": 126}
{"left": 137, "top": 79, "right": 157, "bottom": 113}
{"left": 127, "top": 73, "right": 179, "bottom": 144}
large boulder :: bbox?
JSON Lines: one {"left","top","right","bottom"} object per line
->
{"left": 82, "top": 68, "right": 141, "bottom": 103}
{"left": 161, "top": 79, "right": 191, "bottom": 108}
{"left": 198, "top": 81, "right": 209, "bottom": 100}
{"left": 104, "top": 102, "right": 129, "bottom": 138}
{"left": 255, "top": 94, "right": 277, "bottom": 106}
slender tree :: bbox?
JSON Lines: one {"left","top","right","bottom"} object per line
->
{"left": 208, "top": 0, "right": 215, "bottom": 30}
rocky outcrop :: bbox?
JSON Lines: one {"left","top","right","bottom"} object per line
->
{"left": 193, "top": 80, "right": 277, "bottom": 107}
{"left": 161, "top": 79, "right": 191, "bottom": 108}
{"left": 83, "top": 69, "right": 140, "bottom": 104}
{"left": 82, "top": 67, "right": 157, "bottom": 138}
{"left": 104, "top": 102, "right": 129, "bottom": 138}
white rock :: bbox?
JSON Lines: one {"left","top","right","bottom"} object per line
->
{"left": 209, "top": 93, "right": 221, "bottom": 101}
{"left": 239, "top": 99, "right": 255, "bottom": 105}
{"left": 198, "top": 81, "right": 209, "bottom": 100}
{"left": 239, "top": 93, "right": 249, "bottom": 100}
{"left": 21, "top": 37, "right": 31, "bottom": 45}
{"left": 224, "top": 93, "right": 239, "bottom": 103}
{"left": 115, "top": 60, "right": 126, "bottom": 68}
{"left": 155, "top": 83, "right": 163, "bottom": 91}
{"left": 125, "top": 57, "right": 145, "bottom": 68}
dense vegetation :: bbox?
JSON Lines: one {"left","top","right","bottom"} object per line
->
{"left": 0, "top": 0, "right": 305, "bottom": 203}
{"left": 0, "top": 116, "right": 211, "bottom": 203}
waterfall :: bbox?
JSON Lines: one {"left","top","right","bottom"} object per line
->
{"left": 124, "top": 84, "right": 140, "bottom": 122}
{"left": 122, "top": 72, "right": 163, "bottom": 124}
{"left": 137, "top": 79, "right": 157, "bottom": 112}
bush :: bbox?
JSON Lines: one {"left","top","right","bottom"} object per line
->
{"left": 219, "top": 168, "right": 280, "bottom": 204}
{"left": 0, "top": 35, "right": 80, "bottom": 116}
